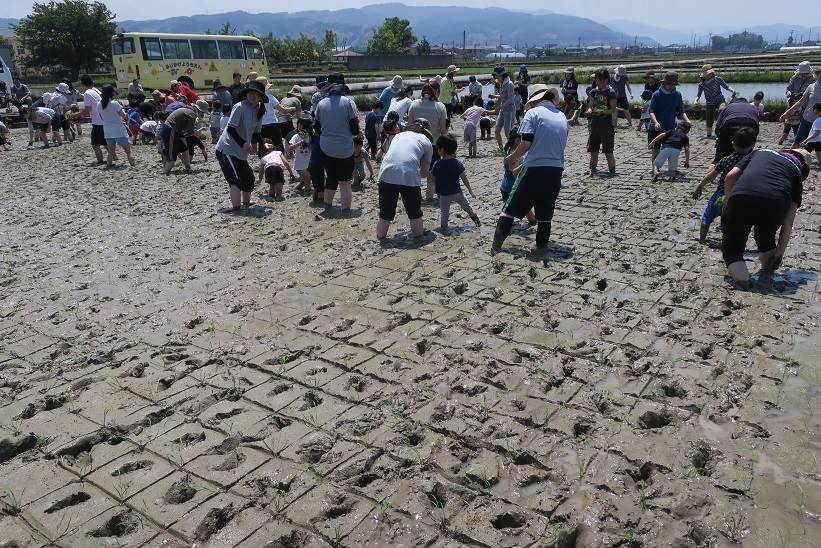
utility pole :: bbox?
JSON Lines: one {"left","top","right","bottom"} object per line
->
{"left": 462, "top": 30, "right": 466, "bottom": 53}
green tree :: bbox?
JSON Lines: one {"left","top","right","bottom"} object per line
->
{"left": 12, "top": 0, "right": 116, "bottom": 77}
{"left": 323, "top": 29, "right": 337, "bottom": 57}
{"left": 261, "top": 33, "right": 321, "bottom": 64}
{"left": 366, "top": 17, "right": 416, "bottom": 55}
{"left": 417, "top": 36, "right": 431, "bottom": 55}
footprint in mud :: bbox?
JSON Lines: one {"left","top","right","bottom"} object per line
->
{"left": 491, "top": 511, "right": 527, "bottom": 530}
{"left": 298, "top": 391, "right": 323, "bottom": 411}
{"left": 637, "top": 409, "right": 674, "bottom": 430}
{"left": 689, "top": 440, "right": 721, "bottom": 476}
{"left": 0, "top": 433, "right": 41, "bottom": 464}
{"left": 172, "top": 431, "right": 206, "bottom": 446}
{"left": 87, "top": 509, "right": 140, "bottom": 538}
{"left": 111, "top": 459, "right": 153, "bottom": 476}
{"left": 209, "top": 450, "right": 246, "bottom": 471}
{"left": 163, "top": 475, "right": 197, "bottom": 504}
{"left": 193, "top": 503, "right": 240, "bottom": 541}
{"left": 44, "top": 491, "right": 91, "bottom": 513}
{"left": 297, "top": 433, "right": 334, "bottom": 464}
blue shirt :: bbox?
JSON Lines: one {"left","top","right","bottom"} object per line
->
{"left": 648, "top": 88, "right": 684, "bottom": 132}
{"left": 519, "top": 100, "right": 568, "bottom": 169}
{"left": 379, "top": 86, "right": 395, "bottom": 118}
{"left": 165, "top": 101, "right": 186, "bottom": 113}
{"left": 431, "top": 157, "right": 465, "bottom": 196}
{"left": 127, "top": 108, "right": 142, "bottom": 125}
{"left": 308, "top": 135, "right": 324, "bottom": 167}
{"left": 500, "top": 162, "right": 516, "bottom": 192}
{"left": 365, "top": 111, "right": 381, "bottom": 140}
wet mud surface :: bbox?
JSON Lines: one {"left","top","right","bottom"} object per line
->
{"left": 0, "top": 119, "right": 819, "bottom": 547}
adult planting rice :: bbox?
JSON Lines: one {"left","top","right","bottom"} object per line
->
{"left": 314, "top": 74, "right": 359, "bottom": 211}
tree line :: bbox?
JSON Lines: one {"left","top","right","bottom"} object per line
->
{"left": 11, "top": 1, "right": 424, "bottom": 77}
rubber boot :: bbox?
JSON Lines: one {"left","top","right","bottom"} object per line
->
{"left": 492, "top": 216, "right": 514, "bottom": 253}
{"left": 536, "top": 221, "right": 551, "bottom": 249}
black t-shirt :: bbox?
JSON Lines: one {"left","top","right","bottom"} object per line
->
{"left": 431, "top": 157, "right": 465, "bottom": 196}
{"left": 587, "top": 87, "right": 617, "bottom": 127}
{"left": 661, "top": 129, "right": 690, "bottom": 150}
{"left": 730, "top": 150, "right": 803, "bottom": 206}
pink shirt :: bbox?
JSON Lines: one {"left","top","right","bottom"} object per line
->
{"left": 463, "top": 105, "right": 486, "bottom": 127}
{"left": 259, "top": 150, "right": 286, "bottom": 171}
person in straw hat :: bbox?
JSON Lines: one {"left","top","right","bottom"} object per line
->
{"left": 255, "top": 76, "right": 298, "bottom": 155}
{"left": 216, "top": 78, "right": 268, "bottom": 211}
{"left": 160, "top": 98, "right": 210, "bottom": 173}
{"left": 695, "top": 64, "right": 734, "bottom": 138}
{"left": 781, "top": 63, "right": 821, "bottom": 149}
{"left": 492, "top": 84, "right": 568, "bottom": 254}
{"left": 47, "top": 82, "right": 75, "bottom": 144}
{"left": 379, "top": 75, "right": 404, "bottom": 118}
{"left": 787, "top": 61, "right": 815, "bottom": 101}
{"left": 721, "top": 147, "right": 812, "bottom": 289}
{"left": 278, "top": 85, "right": 303, "bottom": 137}
{"left": 440, "top": 64, "right": 461, "bottom": 128}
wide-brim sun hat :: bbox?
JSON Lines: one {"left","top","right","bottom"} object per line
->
{"left": 699, "top": 64, "right": 714, "bottom": 77}
{"left": 525, "top": 84, "right": 559, "bottom": 108}
{"left": 796, "top": 61, "right": 813, "bottom": 74}
{"left": 447, "top": 65, "right": 460, "bottom": 74}
{"left": 169, "top": 80, "right": 179, "bottom": 87}
{"left": 192, "top": 99, "right": 210, "bottom": 113}
{"left": 55, "top": 82, "right": 71, "bottom": 94}
{"left": 255, "top": 76, "right": 273, "bottom": 90}
{"left": 617, "top": 65, "right": 627, "bottom": 75}
{"left": 492, "top": 66, "right": 506, "bottom": 76}
{"left": 287, "top": 85, "right": 302, "bottom": 97}
{"left": 565, "top": 67, "right": 575, "bottom": 74}
{"left": 246, "top": 72, "right": 259, "bottom": 82}
{"left": 390, "top": 75, "right": 403, "bottom": 92}
{"left": 408, "top": 117, "right": 432, "bottom": 138}
{"left": 315, "top": 76, "right": 328, "bottom": 89}
{"left": 663, "top": 71, "right": 680, "bottom": 85}
{"left": 239, "top": 80, "right": 269, "bottom": 102}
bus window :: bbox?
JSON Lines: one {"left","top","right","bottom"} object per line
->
{"left": 112, "top": 37, "right": 135, "bottom": 55}
{"left": 217, "top": 40, "right": 244, "bottom": 60}
{"left": 140, "top": 37, "right": 163, "bottom": 60}
{"left": 162, "top": 39, "right": 191, "bottom": 60}
{"left": 191, "top": 39, "right": 219, "bottom": 59}
{"left": 243, "top": 41, "right": 264, "bottom": 60}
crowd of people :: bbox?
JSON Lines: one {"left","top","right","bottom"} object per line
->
{"left": 2, "top": 59, "right": 820, "bottom": 290}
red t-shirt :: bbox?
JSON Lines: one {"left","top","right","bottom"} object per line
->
{"left": 176, "top": 84, "right": 200, "bottom": 104}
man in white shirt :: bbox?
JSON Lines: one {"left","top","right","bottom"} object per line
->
{"left": 375, "top": 119, "right": 434, "bottom": 239}
{"left": 79, "top": 74, "right": 105, "bottom": 164}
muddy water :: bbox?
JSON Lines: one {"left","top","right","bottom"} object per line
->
{"left": 0, "top": 121, "right": 818, "bottom": 546}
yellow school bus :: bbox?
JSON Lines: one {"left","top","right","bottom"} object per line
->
{"left": 111, "top": 32, "right": 267, "bottom": 91}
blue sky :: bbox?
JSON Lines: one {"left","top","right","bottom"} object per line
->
{"left": 7, "top": 0, "right": 821, "bottom": 29}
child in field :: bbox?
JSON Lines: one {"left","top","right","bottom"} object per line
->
{"left": 258, "top": 138, "right": 295, "bottom": 201}
{"left": 431, "top": 133, "right": 480, "bottom": 233}
{"left": 462, "top": 95, "right": 496, "bottom": 157}
{"left": 140, "top": 119, "right": 158, "bottom": 145}
{"left": 0, "top": 120, "right": 10, "bottom": 150}
{"left": 499, "top": 127, "right": 535, "bottom": 225}
{"left": 691, "top": 127, "right": 756, "bottom": 244}
{"left": 209, "top": 100, "right": 222, "bottom": 143}
{"left": 779, "top": 96, "right": 803, "bottom": 145}
{"left": 25, "top": 107, "right": 55, "bottom": 147}
{"left": 636, "top": 89, "right": 653, "bottom": 132}
{"left": 364, "top": 101, "right": 383, "bottom": 159}
{"left": 67, "top": 104, "right": 83, "bottom": 137}
{"left": 288, "top": 117, "right": 313, "bottom": 192}
{"left": 799, "top": 102, "right": 821, "bottom": 165}
{"left": 649, "top": 121, "right": 691, "bottom": 180}
{"left": 127, "top": 103, "right": 144, "bottom": 145}
{"left": 750, "top": 91, "right": 770, "bottom": 118}
{"left": 155, "top": 111, "right": 168, "bottom": 158}
{"left": 219, "top": 104, "right": 231, "bottom": 133}
{"left": 352, "top": 134, "right": 374, "bottom": 187}
{"left": 381, "top": 119, "right": 400, "bottom": 157}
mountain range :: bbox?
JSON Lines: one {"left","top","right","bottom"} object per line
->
{"left": 1, "top": 5, "right": 818, "bottom": 49}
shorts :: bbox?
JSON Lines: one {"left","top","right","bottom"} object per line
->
{"left": 378, "top": 181, "right": 423, "bottom": 221}
{"left": 480, "top": 119, "right": 492, "bottom": 132}
{"left": 37, "top": 122, "right": 51, "bottom": 132}
{"left": 210, "top": 127, "right": 220, "bottom": 142}
{"left": 500, "top": 189, "right": 510, "bottom": 202}
{"left": 159, "top": 123, "right": 186, "bottom": 161}
{"left": 587, "top": 123, "right": 615, "bottom": 154}
{"left": 140, "top": 129, "right": 154, "bottom": 139}
{"left": 50, "top": 114, "right": 63, "bottom": 132}
{"left": 264, "top": 165, "right": 285, "bottom": 185}
{"left": 705, "top": 103, "right": 722, "bottom": 127}
{"left": 106, "top": 136, "right": 129, "bottom": 146}
{"left": 648, "top": 128, "right": 664, "bottom": 149}
{"left": 805, "top": 141, "right": 821, "bottom": 152}
{"left": 322, "top": 155, "right": 354, "bottom": 190}
{"left": 91, "top": 124, "right": 106, "bottom": 147}
{"left": 60, "top": 116, "right": 70, "bottom": 131}
{"left": 308, "top": 163, "right": 325, "bottom": 193}
{"left": 654, "top": 147, "right": 682, "bottom": 172}
{"left": 701, "top": 190, "right": 724, "bottom": 225}
{"left": 129, "top": 124, "right": 141, "bottom": 137}
{"left": 497, "top": 110, "right": 515, "bottom": 133}
{"left": 721, "top": 194, "right": 790, "bottom": 265}
{"left": 616, "top": 96, "right": 630, "bottom": 110}
{"left": 216, "top": 150, "right": 255, "bottom": 192}
{"left": 502, "top": 165, "right": 563, "bottom": 221}
{"left": 463, "top": 123, "right": 477, "bottom": 143}
{"left": 439, "top": 192, "right": 472, "bottom": 224}
{"left": 782, "top": 122, "right": 799, "bottom": 136}
{"left": 794, "top": 118, "right": 813, "bottom": 146}
{"left": 277, "top": 120, "right": 294, "bottom": 142}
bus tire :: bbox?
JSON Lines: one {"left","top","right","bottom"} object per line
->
{"left": 178, "top": 76, "right": 195, "bottom": 90}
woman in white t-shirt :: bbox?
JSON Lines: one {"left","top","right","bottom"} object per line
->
{"left": 256, "top": 76, "right": 297, "bottom": 155}
{"left": 96, "top": 84, "right": 135, "bottom": 167}
{"left": 384, "top": 86, "right": 414, "bottom": 124}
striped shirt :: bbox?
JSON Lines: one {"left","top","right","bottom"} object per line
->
{"left": 697, "top": 77, "right": 732, "bottom": 105}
